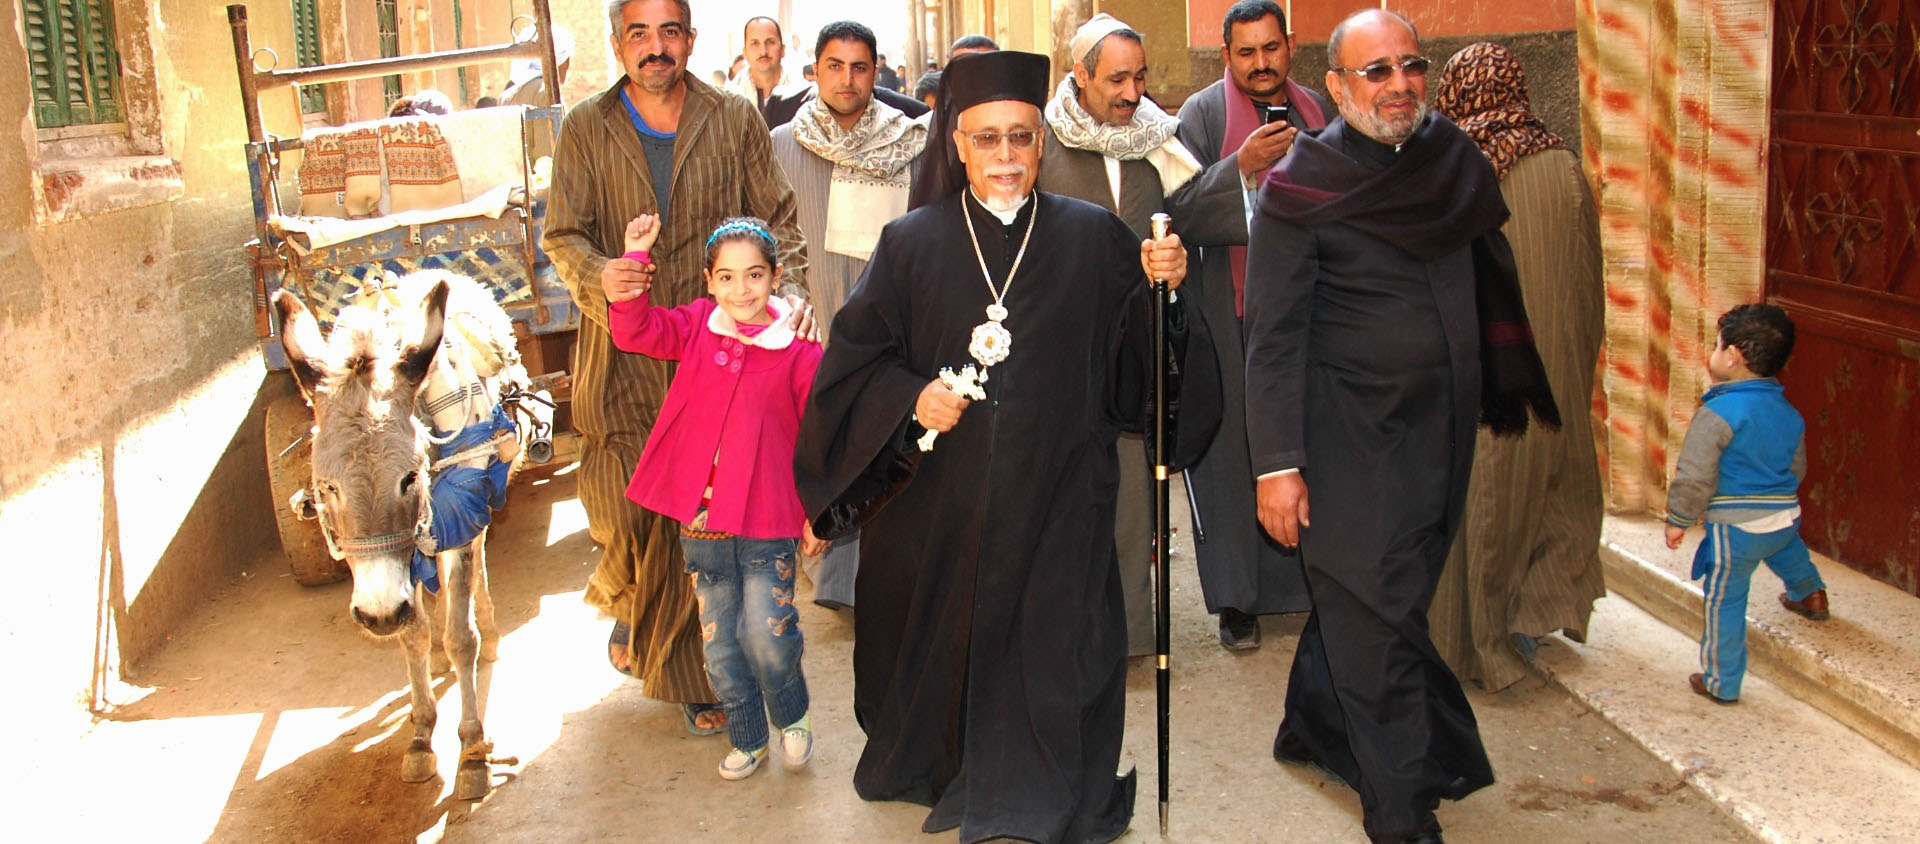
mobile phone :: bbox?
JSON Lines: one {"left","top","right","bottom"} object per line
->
{"left": 1261, "top": 103, "right": 1292, "bottom": 125}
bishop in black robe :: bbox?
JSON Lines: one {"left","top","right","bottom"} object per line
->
{"left": 793, "top": 50, "right": 1222, "bottom": 844}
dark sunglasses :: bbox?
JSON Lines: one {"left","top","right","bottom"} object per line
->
{"left": 1332, "top": 56, "right": 1432, "bottom": 84}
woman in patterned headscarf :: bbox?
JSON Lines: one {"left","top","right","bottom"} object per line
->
{"left": 1430, "top": 42, "right": 1610, "bottom": 692}
{"left": 1434, "top": 42, "right": 1565, "bottom": 179}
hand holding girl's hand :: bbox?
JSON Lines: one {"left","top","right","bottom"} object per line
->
{"left": 801, "top": 521, "right": 829, "bottom": 557}
{"left": 623, "top": 213, "right": 660, "bottom": 254}
{"left": 602, "top": 257, "right": 653, "bottom": 303}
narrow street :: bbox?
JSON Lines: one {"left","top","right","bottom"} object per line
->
{"left": 41, "top": 465, "right": 1755, "bottom": 843}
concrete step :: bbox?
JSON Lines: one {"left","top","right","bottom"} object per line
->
{"left": 1533, "top": 592, "right": 1920, "bottom": 843}
{"left": 1597, "top": 515, "right": 1920, "bottom": 770}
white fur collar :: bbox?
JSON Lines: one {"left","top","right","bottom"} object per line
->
{"left": 706, "top": 294, "right": 796, "bottom": 350}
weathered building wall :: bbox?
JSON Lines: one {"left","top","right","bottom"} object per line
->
{"left": 1, "top": 1, "right": 309, "bottom": 726}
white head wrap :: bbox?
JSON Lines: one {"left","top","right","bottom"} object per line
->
{"left": 1068, "top": 13, "right": 1131, "bottom": 68}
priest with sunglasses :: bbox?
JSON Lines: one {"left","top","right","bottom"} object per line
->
{"left": 1243, "top": 10, "right": 1558, "bottom": 844}
{"left": 793, "top": 50, "right": 1221, "bottom": 844}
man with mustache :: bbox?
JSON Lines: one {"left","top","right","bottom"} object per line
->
{"left": 1035, "top": 12, "right": 1237, "bottom": 659}
{"left": 1242, "top": 9, "right": 1557, "bottom": 843}
{"left": 1165, "top": 0, "right": 1331, "bottom": 653}
{"left": 794, "top": 50, "right": 1221, "bottom": 843}
{"left": 543, "top": 0, "right": 810, "bottom": 735}
{"left": 769, "top": 20, "right": 928, "bottom": 609}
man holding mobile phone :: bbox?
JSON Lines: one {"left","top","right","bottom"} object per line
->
{"left": 1166, "top": 0, "right": 1333, "bottom": 652}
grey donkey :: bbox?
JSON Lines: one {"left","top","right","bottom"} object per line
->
{"left": 274, "top": 270, "right": 528, "bottom": 800}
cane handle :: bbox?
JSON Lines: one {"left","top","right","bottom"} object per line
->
{"left": 1150, "top": 212, "right": 1171, "bottom": 240}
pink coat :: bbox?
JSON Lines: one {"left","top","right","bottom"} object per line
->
{"left": 608, "top": 294, "right": 822, "bottom": 540}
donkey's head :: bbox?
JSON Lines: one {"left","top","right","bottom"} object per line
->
{"left": 274, "top": 281, "right": 448, "bottom": 637}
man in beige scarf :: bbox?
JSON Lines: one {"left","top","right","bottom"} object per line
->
{"left": 1037, "top": 12, "right": 1232, "bottom": 657}
{"left": 772, "top": 20, "right": 928, "bottom": 609}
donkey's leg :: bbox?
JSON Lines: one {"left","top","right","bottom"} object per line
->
{"left": 427, "top": 562, "right": 453, "bottom": 675}
{"left": 399, "top": 592, "right": 439, "bottom": 783}
{"left": 470, "top": 530, "right": 500, "bottom": 663}
{"left": 441, "top": 544, "right": 492, "bottom": 800}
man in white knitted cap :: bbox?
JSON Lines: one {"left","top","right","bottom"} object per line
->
{"left": 1037, "top": 11, "right": 1236, "bottom": 657}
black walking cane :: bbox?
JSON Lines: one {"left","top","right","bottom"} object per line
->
{"left": 1149, "top": 212, "right": 1174, "bottom": 836}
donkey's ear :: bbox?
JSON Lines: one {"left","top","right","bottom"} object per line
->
{"left": 274, "top": 290, "right": 327, "bottom": 402}
{"left": 397, "top": 279, "right": 449, "bottom": 388}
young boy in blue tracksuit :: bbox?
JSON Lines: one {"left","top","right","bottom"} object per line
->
{"left": 1665, "top": 303, "right": 1828, "bottom": 704}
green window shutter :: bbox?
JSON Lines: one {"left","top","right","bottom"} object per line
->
{"left": 25, "top": 0, "right": 122, "bottom": 128}
{"left": 376, "top": 0, "right": 399, "bottom": 105}
{"left": 78, "top": 0, "right": 121, "bottom": 124}
{"left": 54, "top": 0, "right": 92, "bottom": 124}
{"left": 292, "top": 0, "right": 326, "bottom": 114}
{"left": 454, "top": 0, "right": 467, "bottom": 105}
{"left": 24, "top": 0, "right": 69, "bottom": 127}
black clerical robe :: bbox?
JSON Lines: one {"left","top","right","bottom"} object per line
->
{"left": 1243, "top": 116, "right": 1501, "bottom": 843}
{"left": 794, "top": 189, "right": 1221, "bottom": 844}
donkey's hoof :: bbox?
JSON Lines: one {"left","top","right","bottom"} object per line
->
{"left": 454, "top": 761, "right": 491, "bottom": 800}
{"left": 401, "top": 749, "right": 438, "bottom": 783}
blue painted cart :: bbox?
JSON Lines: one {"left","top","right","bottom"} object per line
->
{"left": 227, "top": 2, "right": 575, "bottom": 584}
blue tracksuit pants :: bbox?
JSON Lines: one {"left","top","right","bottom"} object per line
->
{"left": 1694, "top": 520, "right": 1825, "bottom": 700}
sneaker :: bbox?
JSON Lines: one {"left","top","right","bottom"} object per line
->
{"left": 779, "top": 713, "right": 814, "bottom": 770}
{"left": 718, "top": 744, "right": 767, "bottom": 780}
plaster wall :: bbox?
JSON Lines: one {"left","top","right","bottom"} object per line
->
{"left": 1, "top": 1, "right": 306, "bottom": 725}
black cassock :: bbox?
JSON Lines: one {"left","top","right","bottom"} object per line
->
{"left": 1243, "top": 118, "right": 1501, "bottom": 842}
{"left": 794, "top": 189, "right": 1220, "bottom": 844}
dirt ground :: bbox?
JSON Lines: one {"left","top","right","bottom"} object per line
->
{"left": 31, "top": 467, "right": 1757, "bottom": 844}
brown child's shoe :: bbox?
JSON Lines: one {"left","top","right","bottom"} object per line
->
{"left": 1690, "top": 673, "right": 1738, "bottom": 705}
{"left": 1780, "top": 589, "right": 1830, "bottom": 620}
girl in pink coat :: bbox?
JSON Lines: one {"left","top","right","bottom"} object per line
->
{"left": 608, "top": 215, "right": 825, "bottom": 781}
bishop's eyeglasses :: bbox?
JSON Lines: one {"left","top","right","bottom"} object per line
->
{"left": 964, "top": 129, "right": 1040, "bottom": 151}
{"left": 1331, "top": 56, "right": 1432, "bottom": 84}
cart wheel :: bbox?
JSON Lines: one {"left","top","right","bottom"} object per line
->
{"left": 266, "top": 390, "right": 347, "bottom": 586}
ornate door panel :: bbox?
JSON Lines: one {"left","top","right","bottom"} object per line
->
{"left": 1768, "top": 0, "right": 1920, "bottom": 594}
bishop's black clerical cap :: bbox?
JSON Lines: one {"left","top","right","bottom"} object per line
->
{"left": 908, "top": 50, "right": 1051, "bottom": 210}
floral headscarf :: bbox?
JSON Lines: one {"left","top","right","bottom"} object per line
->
{"left": 1433, "top": 42, "right": 1564, "bottom": 180}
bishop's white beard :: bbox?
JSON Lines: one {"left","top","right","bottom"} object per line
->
{"left": 979, "top": 164, "right": 1032, "bottom": 213}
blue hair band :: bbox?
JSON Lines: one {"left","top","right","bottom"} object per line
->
{"left": 706, "top": 219, "right": 777, "bottom": 253}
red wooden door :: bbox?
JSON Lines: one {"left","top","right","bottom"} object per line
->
{"left": 1767, "top": 0, "right": 1920, "bottom": 594}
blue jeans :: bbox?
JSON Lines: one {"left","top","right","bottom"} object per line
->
{"left": 681, "top": 533, "right": 809, "bottom": 751}
{"left": 1694, "top": 520, "right": 1824, "bottom": 700}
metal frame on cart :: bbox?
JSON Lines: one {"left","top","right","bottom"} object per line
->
{"left": 226, "top": 1, "right": 575, "bottom": 585}
{"left": 226, "top": 0, "right": 573, "bottom": 366}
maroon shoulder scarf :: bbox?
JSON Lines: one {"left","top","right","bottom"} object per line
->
{"left": 1258, "top": 114, "right": 1561, "bottom": 436}
{"left": 1222, "top": 73, "right": 1327, "bottom": 317}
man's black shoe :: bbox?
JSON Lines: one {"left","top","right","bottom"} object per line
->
{"left": 1398, "top": 832, "right": 1444, "bottom": 844}
{"left": 1218, "top": 608, "right": 1261, "bottom": 651}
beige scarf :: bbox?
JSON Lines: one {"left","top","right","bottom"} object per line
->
{"left": 1044, "top": 76, "right": 1200, "bottom": 196}
{"left": 790, "top": 96, "right": 928, "bottom": 261}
